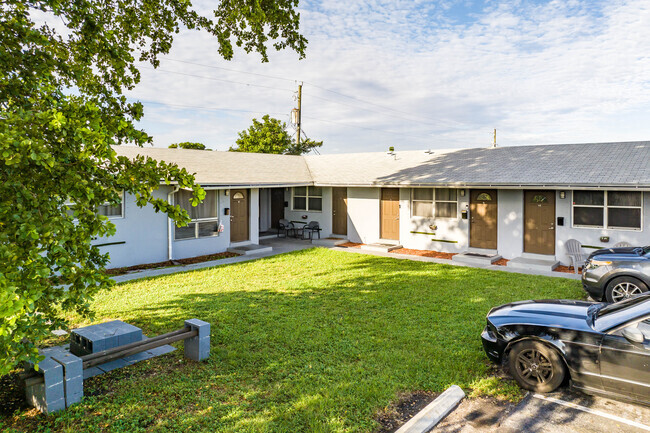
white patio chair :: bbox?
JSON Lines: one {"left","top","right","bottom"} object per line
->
{"left": 565, "top": 239, "right": 589, "bottom": 274}
{"left": 613, "top": 241, "right": 632, "bottom": 248}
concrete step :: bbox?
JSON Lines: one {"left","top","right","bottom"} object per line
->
{"left": 311, "top": 238, "right": 349, "bottom": 247}
{"left": 360, "top": 243, "right": 403, "bottom": 253}
{"left": 227, "top": 244, "right": 273, "bottom": 255}
{"left": 507, "top": 256, "right": 560, "bottom": 272}
{"left": 452, "top": 252, "right": 502, "bottom": 266}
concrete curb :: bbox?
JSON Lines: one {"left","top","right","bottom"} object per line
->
{"left": 395, "top": 385, "right": 465, "bottom": 433}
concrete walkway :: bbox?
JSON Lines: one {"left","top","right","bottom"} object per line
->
{"left": 112, "top": 238, "right": 316, "bottom": 283}
{"left": 112, "top": 239, "right": 580, "bottom": 283}
{"left": 330, "top": 247, "right": 582, "bottom": 280}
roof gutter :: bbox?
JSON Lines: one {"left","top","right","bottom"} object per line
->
{"left": 167, "top": 186, "right": 180, "bottom": 261}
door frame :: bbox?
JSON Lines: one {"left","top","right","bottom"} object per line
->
{"left": 469, "top": 189, "right": 498, "bottom": 249}
{"left": 230, "top": 189, "right": 250, "bottom": 243}
{"left": 380, "top": 188, "right": 400, "bottom": 241}
{"left": 523, "top": 190, "right": 556, "bottom": 255}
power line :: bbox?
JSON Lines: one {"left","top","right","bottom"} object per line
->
{"left": 302, "top": 115, "right": 433, "bottom": 141}
{"left": 139, "top": 99, "right": 287, "bottom": 117}
{"left": 161, "top": 58, "right": 468, "bottom": 130}
{"left": 164, "top": 58, "right": 296, "bottom": 84}
{"left": 307, "top": 93, "right": 451, "bottom": 130}
{"left": 145, "top": 68, "right": 294, "bottom": 93}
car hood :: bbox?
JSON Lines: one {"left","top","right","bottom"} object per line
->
{"left": 487, "top": 299, "right": 597, "bottom": 332}
{"left": 588, "top": 247, "right": 646, "bottom": 261}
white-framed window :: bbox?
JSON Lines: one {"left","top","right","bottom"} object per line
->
{"left": 65, "top": 191, "right": 124, "bottom": 219}
{"left": 292, "top": 186, "right": 322, "bottom": 211}
{"left": 572, "top": 190, "right": 642, "bottom": 230}
{"left": 412, "top": 188, "right": 433, "bottom": 217}
{"left": 98, "top": 191, "right": 124, "bottom": 219}
{"left": 411, "top": 188, "right": 458, "bottom": 218}
{"left": 174, "top": 189, "right": 220, "bottom": 240}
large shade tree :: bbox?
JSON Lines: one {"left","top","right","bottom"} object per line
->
{"left": 230, "top": 114, "right": 322, "bottom": 155}
{"left": 0, "top": 0, "right": 306, "bottom": 375}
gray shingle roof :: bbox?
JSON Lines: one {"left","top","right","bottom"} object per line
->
{"left": 308, "top": 141, "right": 650, "bottom": 187}
{"left": 114, "top": 141, "right": 650, "bottom": 188}
{"left": 113, "top": 146, "right": 313, "bottom": 187}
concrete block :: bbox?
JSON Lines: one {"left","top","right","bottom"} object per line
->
{"left": 184, "top": 335, "right": 210, "bottom": 362}
{"left": 51, "top": 352, "right": 84, "bottom": 407}
{"left": 51, "top": 353, "right": 83, "bottom": 379}
{"left": 25, "top": 359, "right": 67, "bottom": 414}
{"left": 185, "top": 319, "right": 210, "bottom": 338}
{"left": 96, "top": 358, "right": 129, "bottom": 373}
{"left": 83, "top": 366, "right": 103, "bottom": 379}
{"left": 147, "top": 345, "right": 176, "bottom": 357}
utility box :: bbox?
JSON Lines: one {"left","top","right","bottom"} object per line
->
{"left": 70, "top": 320, "right": 142, "bottom": 356}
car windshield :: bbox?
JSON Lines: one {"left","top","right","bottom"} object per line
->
{"left": 594, "top": 293, "right": 650, "bottom": 331}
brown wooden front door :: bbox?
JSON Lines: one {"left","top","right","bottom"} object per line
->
{"left": 470, "top": 189, "right": 498, "bottom": 249}
{"left": 332, "top": 187, "right": 348, "bottom": 235}
{"left": 524, "top": 190, "right": 556, "bottom": 255}
{"left": 380, "top": 188, "right": 400, "bottom": 240}
{"left": 230, "top": 189, "right": 249, "bottom": 242}
{"left": 270, "top": 188, "right": 285, "bottom": 229}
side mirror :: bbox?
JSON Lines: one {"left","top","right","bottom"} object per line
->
{"left": 622, "top": 327, "right": 645, "bottom": 344}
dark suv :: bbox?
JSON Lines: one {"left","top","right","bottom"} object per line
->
{"left": 582, "top": 246, "right": 650, "bottom": 302}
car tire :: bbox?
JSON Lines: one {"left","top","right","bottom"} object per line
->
{"left": 605, "top": 277, "right": 648, "bottom": 303}
{"left": 508, "top": 340, "right": 566, "bottom": 393}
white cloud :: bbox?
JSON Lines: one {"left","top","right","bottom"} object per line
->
{"left": 35, "top": 1, "right": 650, "bottom": 152}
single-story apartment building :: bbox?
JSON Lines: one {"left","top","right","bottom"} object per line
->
{"left": 102, "top": 141, "right": 650, "bottom": 270}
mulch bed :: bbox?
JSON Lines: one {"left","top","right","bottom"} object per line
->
{"left": 391, "top": 248, "right": 457, "bottom": 260}
{"left": 375, "top": 391, "right": 439, "bottom": 433}
{"left": 554, "top": 265, "right": 582, "bottom": 275}
{"left": 493, "top": 258, "right": 509, "bottom": 266}
{"left": 339, "top": 242, "right": 363, "bottom": 248}
{"left": 105, "top": 252, "right": 240, "bottom": 276}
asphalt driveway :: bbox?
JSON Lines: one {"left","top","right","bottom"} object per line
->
{"left": 435, "top": 390, "right": 650, "bottom": 432}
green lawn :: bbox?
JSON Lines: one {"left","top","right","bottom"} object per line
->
{"left": 3, "top": 248, "right": 583, "bottom": 432}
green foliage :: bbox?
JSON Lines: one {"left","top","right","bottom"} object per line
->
{"left": 230, "top": 114, "right": 323, "bottom": 154}
{"left": 169, "top": 142, "right": 208, "bottom": 150}
{"left": 1, "top": 249, "right": 583, "bottom": 431}
{"left": 0, "top": 1, "right": 306, "bottom": 375}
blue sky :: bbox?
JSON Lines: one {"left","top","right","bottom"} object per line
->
{"left": 121, "top": 1, "right": 650, "bottom": 153}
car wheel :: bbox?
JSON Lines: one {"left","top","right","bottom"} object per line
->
{"left": 605, "top": 277, "right": 648, "bottom": 303}
{"left": 508, "top": 340, "right": 566, "bottom": 393}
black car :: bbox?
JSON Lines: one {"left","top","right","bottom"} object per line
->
{"left": 481, "top": 293, "right": 650, "bottom": 405}
{"left": 582, "top": 246, "right": 650, "bottom": 302}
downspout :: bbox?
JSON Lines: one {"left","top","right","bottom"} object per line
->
{"left": 167, "top": 186, "right": 180, "bottom": 261}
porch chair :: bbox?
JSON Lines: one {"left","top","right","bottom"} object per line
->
{"left": 277, "top": 219, "right": 294, "bottom": 238}
{"left": 613, "top": 241, "right": 632, "bottom": 248}
{"left": 302, "top": 221, "right": 322, "bottom": 240}
{"left": 565, "top": 239, "right": 589, "bottom": 274}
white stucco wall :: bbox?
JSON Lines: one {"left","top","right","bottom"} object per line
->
{"left": 96, "top": 189, "right": 170, "bottom": 269}
{"left": 171, "top": 189, "right": 231, "bottom": 259}
{"left": 496, "top": 190, "right": 524, "bottom": 259}
{"left": 347, "top": 187, "right": 381, "bottom": 243}
{"left": 259, "top": 188, "right": 271, "bottom": 232}
{"left": 555, "top": 190, "right": 650, "bottom": 265}
{"left": 284, "top": 187, "right": 333, "bottom": 236}
{"left": 399, "top": 188, "right": 469, "bottom": 253}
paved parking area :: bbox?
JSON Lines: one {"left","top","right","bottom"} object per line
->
{"left": 435, "top": 390, "right": 650, "bottom": 432}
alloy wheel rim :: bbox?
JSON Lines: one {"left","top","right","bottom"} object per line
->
{"left": 611, "top": 282, "right": 642, "bottom": 302}
{"left": 515, "top": 349, "right": 553, "bottom": 385}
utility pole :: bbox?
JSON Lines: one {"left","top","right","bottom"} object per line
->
{"left": 296, "top": 83, "right": 302, "bottom": 146}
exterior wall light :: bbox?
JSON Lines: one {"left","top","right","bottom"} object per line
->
{"left": 559, "top": 191, "right": 566, "bottom": 199}
{"left": 459, "top": 189, "right": 466, "bottom": 197}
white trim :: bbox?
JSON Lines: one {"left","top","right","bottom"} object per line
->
{"left": 291, "top": 186, "right": 323, "bottom": 212}
{"left": 410, "top": 187, "right": 459, "bottom": 219}
{"left": 571, "top": 190, "right": 643, "bottom": 231}
{"left": 172, "top": 190, "right": 221, "bottom": 241}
